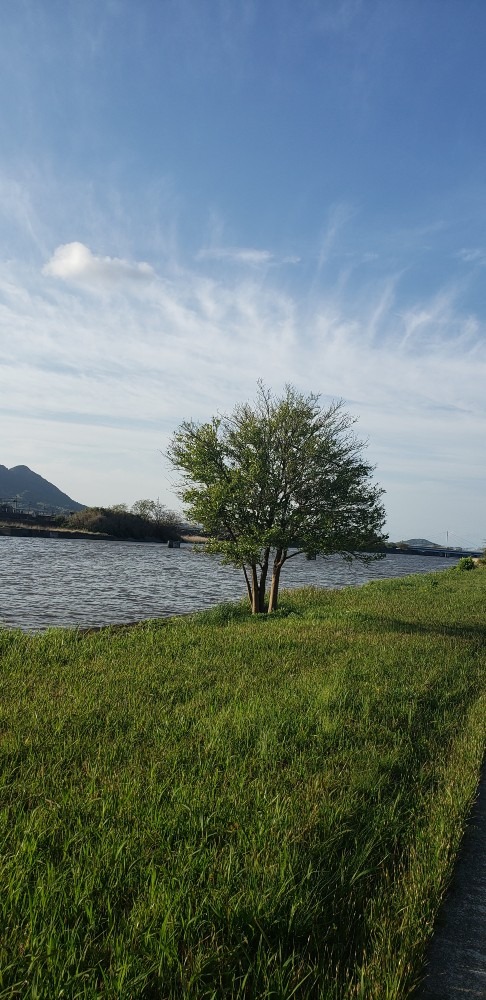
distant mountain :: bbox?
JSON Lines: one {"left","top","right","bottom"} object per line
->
{"left": 0, "top": 465, "right": 85, "bottom": 513}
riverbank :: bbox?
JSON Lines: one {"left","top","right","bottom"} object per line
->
{"left": 0, "top": 521, "right": 200, "bottom": 543}
{"left": 0, "top": 523, "right": 186, "bottom": 542}
{"left": 0, "top": 521, "right": 115, "bottom": 539}
{"left": 1, "top": 568, "right": 485, "bottom": 998}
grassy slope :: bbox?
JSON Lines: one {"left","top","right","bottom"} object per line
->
{"left": 0, "top": 569, "right": 485, "bottom": 999}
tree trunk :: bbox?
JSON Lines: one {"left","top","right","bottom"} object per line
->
{"left": 257, "top": 547, "right": 270, "bottom": 612}
{"left": 257, "top": 577, "right": 266, "bottom": 612}
{"left": 268, "top": 549, "right": 285, "bottom": 612}
{"left": 250, "top": 564, "right": 260, "bottom": 614}
{"left": 242, "top": 563, "right": 253, "bottom": 606}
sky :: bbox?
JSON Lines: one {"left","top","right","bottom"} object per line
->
{"left": 0, "top": 0, "right": 485, "bottom": 547}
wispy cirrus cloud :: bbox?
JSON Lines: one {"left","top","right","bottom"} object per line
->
{"left": 197, "top": 246, "right": 273, "bottom": 265}
{"left": 317, "top": 202, "right": 356, "bottom": 270}
{"left": 457, "top": 247, "right": 486, "bottom": 266}
{"left": 196, "top": 246, "right": 300, "bottom": 266}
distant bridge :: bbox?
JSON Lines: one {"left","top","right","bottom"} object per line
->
{"left": 389, "top": 545, "right": 482, "bottom": 558}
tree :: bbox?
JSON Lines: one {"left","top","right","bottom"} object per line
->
{"left": 168, "top": 383, "right": 387, "bottom": 613}
{"left": 131, "top": 499, "right": 183, "bottom": 537}
{"left": 131, "top": 498, "right": 173, "bottom": 524}
{"left": 130, "top": 499, "right": 157, "bottom": 521}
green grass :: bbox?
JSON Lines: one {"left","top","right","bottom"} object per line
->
{"left": 0, "top": 568, "right": 485, "bottom": 999}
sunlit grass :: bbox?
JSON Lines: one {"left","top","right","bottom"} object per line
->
{"left": 0, "top": 567, "right": 485, "bottom": 998}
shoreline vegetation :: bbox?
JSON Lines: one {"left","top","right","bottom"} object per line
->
{"left": 0, "top": 502, "right": 190, "bottom": 544}
{"left": 1, "top": 567, "right": 485, "bottom": 998}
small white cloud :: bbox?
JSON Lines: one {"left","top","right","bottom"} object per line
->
{"left": 43, "top": 242, "right": 155, "bottom": 285}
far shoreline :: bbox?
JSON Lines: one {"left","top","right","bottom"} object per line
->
{"left": 0, "top": 522, "right": 208, "bottom": 544}
{"left": 0, "top": 524, "right": 476, "bottom": 557}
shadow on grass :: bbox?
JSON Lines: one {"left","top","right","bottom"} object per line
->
{"left": 349, "top": 612, "right": 486, "bottom": 642}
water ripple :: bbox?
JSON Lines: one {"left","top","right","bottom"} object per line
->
{"left": 0, "top": 538, "right": 457, "bottom": 632}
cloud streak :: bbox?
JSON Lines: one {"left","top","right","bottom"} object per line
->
{"left": 457, "top": 247, "right": 486, "bottom": 266}
{"left": 317, "top": 202, "right": 356, "bottom": 270}
{"left": 196, "top": 246, "right": 300, "bottom": 267}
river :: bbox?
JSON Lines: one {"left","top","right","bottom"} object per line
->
{"left": 0, "top": 537, "right": 459, "bottom": 632}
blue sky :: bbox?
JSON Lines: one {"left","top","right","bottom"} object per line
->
{"left": 0, "top": 0, "right": 485, "bottom": 546}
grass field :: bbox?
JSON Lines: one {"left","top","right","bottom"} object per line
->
{"left": 0, "top": 567, "right": 485, "bottom": 999}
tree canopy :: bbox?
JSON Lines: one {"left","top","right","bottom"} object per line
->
{"left": 169, "top": 383, "right": 387, "bottom": 612}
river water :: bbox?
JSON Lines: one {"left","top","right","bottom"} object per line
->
{"left": 0, "top": 537, "right": 458, "bottom": 632}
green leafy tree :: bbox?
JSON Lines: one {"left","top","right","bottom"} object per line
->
{"left": 168, "top": 383, "right": 387, "bottom": 613}
{"left": 131, "top": 499, "right": 162, "bottom": 521}
{"left": 130, "top": 499, "right": 183, "bottom": 538}
{"left": 131, "top": 498, "right": 180, "bottom": 526}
